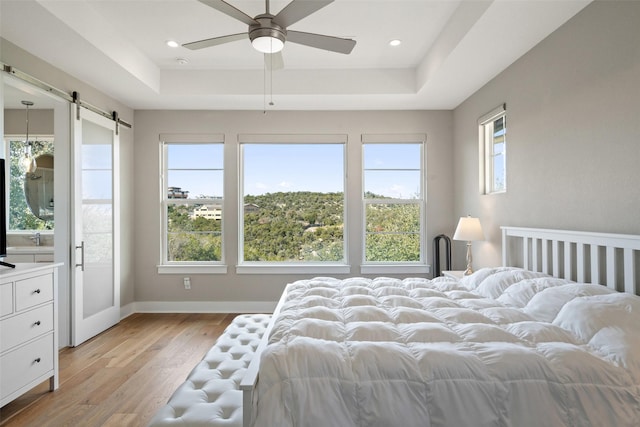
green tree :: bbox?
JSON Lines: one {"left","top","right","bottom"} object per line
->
{"left": 8, "top": 139, "right": 54, "bottom": 231}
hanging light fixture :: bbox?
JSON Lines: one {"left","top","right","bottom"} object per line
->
{"left": 21, "top": 100, "right": 37, "bottom": 175}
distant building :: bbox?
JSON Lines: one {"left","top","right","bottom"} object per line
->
{"left": 192, "top": 204, "right": 222, "bottom": 220}
{"left": 168, "top": 187, "right": 189, "bottom": 199}
{"left": 191, "top": 203, "right": 259, "bottom": 220}
{"left": 244, "top": 203, "right": 260, "bottom": 213}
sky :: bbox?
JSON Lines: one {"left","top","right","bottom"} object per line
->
{"left": 167, "top": 143, "right": 422, "bottom": 200}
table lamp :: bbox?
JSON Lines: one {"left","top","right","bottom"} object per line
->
{"left": 453, "top": 216, "right": 485, "bottom": 275}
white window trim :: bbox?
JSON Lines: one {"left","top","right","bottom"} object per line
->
{"left": 360, "top": 134, "right": 427, "bottom": 271}
{"left": 238, "top": 134, "right": 349, "bottom": 269}
{"left": 479, "top": 104, "right": 506, "bottom": 195}
{"left": 158, "top": 134, "right": 226, "bottom": 274}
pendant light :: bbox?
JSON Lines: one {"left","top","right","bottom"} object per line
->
{"left": 21, "top": 100, "right": 37, "bottom": 175}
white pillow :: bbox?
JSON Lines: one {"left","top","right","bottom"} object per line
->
{"left": 553, "top": 292, "right": 640, "bottom": 342}
{"left": 524, "top": 283, "right": 614, "bottom": 323}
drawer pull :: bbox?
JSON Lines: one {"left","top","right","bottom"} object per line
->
{"left": 33, "top": 289, "right": 41, "bottom": 294}
{"left": 34, "top": 357, "right": 41, "bottom": 363}
{"left": 34, "top": 320, "right": 41, "bottom": 326}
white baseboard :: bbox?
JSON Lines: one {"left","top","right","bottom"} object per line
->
{"left": 120, "top": 302, "right": 136, "bottom": 320}
{"left": 124, "top": 300, "right": 277, "bottom": 316}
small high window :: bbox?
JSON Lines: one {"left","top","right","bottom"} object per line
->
{"left": 479, "top": 104, "right": 506, "bottom": 194}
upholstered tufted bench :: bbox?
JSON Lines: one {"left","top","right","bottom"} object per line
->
{"left": 149, "top": 314, "right": 271, "bottom": 427}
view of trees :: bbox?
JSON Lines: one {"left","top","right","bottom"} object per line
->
{"left": 8, "top": 139, "right": 54, "bottom": 231}
{"left": 167, "top": 191, "right": 421, "bottom": 263}
{"left": 244, "top": 192, "right": 343, "bottom": 261}
{"left": 167, "top": 204, "right": 222, "bottom": 262}
{"left": 365, "top": 203, "right": 421, "bottom": 262}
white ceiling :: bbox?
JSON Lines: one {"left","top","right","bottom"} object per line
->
{"left": 1, "top": 0, "right": 591, "bottom": 111}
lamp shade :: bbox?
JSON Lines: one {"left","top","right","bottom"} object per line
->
{"left": 453, "top": 216, "right": 484, "bottom": 241}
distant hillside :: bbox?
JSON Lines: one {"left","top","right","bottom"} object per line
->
{"left": 244, "top": 192, "right": 344, "bottom": 261}
{"left": 168, "top": 191, "right": 419, "bottom": 262}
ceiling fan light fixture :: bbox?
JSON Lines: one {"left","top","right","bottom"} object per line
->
{"left": 249, "top": 18, "right": 286, "bottom": 53}
{"left": 252, "top": 36, "right": 284, "bottom": 53}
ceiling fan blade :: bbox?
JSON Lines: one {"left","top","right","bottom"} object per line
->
{"left": 183, "top": 33, "right": 247, "bottom": 50}
{"left": 287, "top": 30, "right": 356, "bottom": 54}
{"left": 273, "top": 0, "right": 333, "bottom": 28}
{"left": 265, "top": 52, "right": 284, "bottom": 70}
{"left": 197, "top": 0, "right": 257, "bottom": 26}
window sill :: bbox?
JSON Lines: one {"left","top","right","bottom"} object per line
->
{"left": 236, "top": 263, "right": 351, "bottom": 275}
{"left": 360, "top": 264, "right": 431, "bottom": 275}
{"left": 157, "top": 264, "right": 228, "bottom": 274}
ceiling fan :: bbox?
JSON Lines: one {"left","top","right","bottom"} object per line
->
{"left": 183, "top": 0, "right": 356, "bottom": 56}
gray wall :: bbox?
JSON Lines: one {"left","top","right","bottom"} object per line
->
{"left": 452, "top": 1, "right": 640, "bottom": 269}
{"left": 4, "top": 109, "right": 53, "bottom": 135}
{"left": 133, "top": 110, "right": 454, "bottom": 305}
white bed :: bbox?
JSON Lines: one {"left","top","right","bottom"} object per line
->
{"left": 241, "top": 227, "right": 640, "bottom": 427}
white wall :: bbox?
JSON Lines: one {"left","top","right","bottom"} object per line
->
{"left": 133, "top": 110, "right": 454, "bottom": 307}
{"left": 452, "top": 1, "right": 640, "bottom": 269}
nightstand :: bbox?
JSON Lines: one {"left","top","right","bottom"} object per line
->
{"left": 442, "top": 270, "right": 464, "bottom": 280}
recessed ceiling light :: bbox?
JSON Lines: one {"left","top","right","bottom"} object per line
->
{"left": 389, "top": 39, "right": 402, "bottom": 47}
{"left": 166, "top": 40, "right": 179, "bottom": 48}
{"left": 176, "top": 58, "right": 189, "bottom": 65}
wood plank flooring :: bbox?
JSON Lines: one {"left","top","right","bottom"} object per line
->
{"left": 0, "top": 313, "right": 237, "bottom": 427}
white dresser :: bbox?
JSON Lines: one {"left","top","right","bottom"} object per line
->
{"left": 0, "top": 263, "right": 61, "bottom": 407}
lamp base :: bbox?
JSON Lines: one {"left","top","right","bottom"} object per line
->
{"left": 464, "top": 241, "right": 474, "bottom": 276}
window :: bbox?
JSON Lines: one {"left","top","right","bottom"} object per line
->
{"left": 362, "top": 136, "right": 425, "bottom": 264}
{"left": 239, "top": 135, "right": 346, "bottom": 266}
{"left": 479, "top": 104, "right": 506, "bottom": 194}
{"left": 160, "top": 135, "right": 224, "bottom": 269}
{"left": 5, "top": 137, "right": 55, "bottom": 231}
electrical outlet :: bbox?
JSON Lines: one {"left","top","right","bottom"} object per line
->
{"left": 183, "top": 277, "right": 191, "bottom": 290}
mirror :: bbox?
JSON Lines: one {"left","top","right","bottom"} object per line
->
{"left": 24, "top": 153, "right": 54, "bottom": 221}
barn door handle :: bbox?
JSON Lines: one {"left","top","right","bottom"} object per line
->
{"left": 75, "top": 241, "right": 85, "bottom": 271}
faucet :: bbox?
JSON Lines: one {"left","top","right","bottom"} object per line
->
{"left": 31, "top": 232, "right": 41, "bottom": 246}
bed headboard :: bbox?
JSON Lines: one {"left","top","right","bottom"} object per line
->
{"left": 501, "top": 226, "right": 640, "bottom": 295}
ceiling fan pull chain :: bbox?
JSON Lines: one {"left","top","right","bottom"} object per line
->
{"left": 269, "top": 50, "right": 274, "bottom": 106}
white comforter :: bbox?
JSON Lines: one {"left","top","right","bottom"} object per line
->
{"left": 253, "top": 268, "right": 640, "bottom": 427}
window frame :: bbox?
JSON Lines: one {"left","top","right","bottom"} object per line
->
{"left": 158, "top": 134, "right": 226, "bottom": 274}
{"left": 360, "top": 134, "right": 428, "bottom": 274}
{"left": 236, "top": 134, "right": 349, "bottom": 275}
{"left": 479, "top": 104, "right": 507, "bottom": 195}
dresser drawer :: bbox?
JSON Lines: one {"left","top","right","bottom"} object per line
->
{"left": 0, "top": 304, "right": 54, "bottom": 352}
{"left": 0, "top": 333, "right": 54, "bottom": 401}
{"left": 15, "top": 273, "right": 53, "bottom": 311}
{"left": 0, "top": 283, "right": 13, "bottom": 317}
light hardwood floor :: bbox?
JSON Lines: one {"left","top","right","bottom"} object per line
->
{"left": 0, "top": 313, "right": 237, "bottom": 427}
